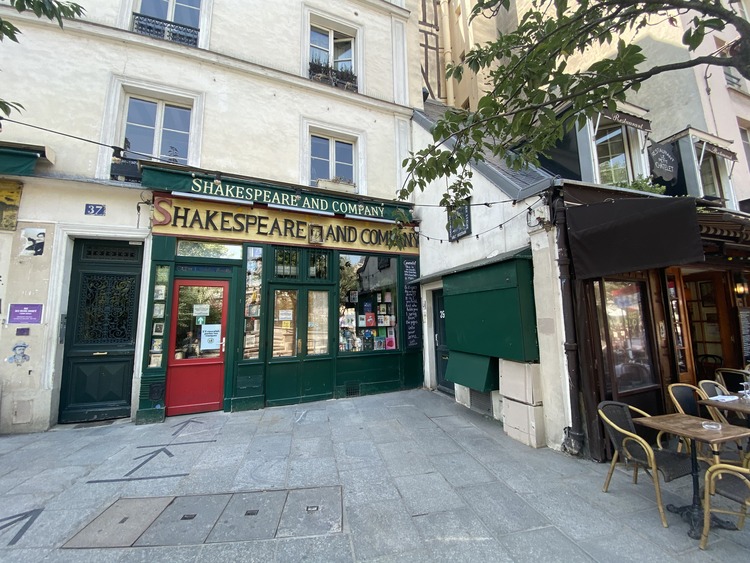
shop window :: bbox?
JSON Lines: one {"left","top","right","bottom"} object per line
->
{"left": 273, "top": 247, "right": 300, "bottom": 279}
{"left": 595, "top": 122, "right": 632, "bottom": 185}
{"left": 133, "top": 0, "right": 201, "bottom": 46}
{"left": 147, "top": 264, "right": 171, "bottom": 369}
{"left": 308, "top": 249, "right": 330, "bottom": 280}
{"left": 339, "top": 254, "right": 398, "bottom": 352}
{"left": 308, "top": 19, "right": 357, "bottom": 92}
{"left": 176, "top": 240, "right": 242, "bottom": 259}
{"left": 112, "top": 95, "right": 191, "bottom": 182}
{"left": 595, "top": 279, "right": 658, "bottom": 395}
{"left": 310, "top": 134, "right": 355, "bottom": 189}
{"left": 243, "top": 247, "right": 263, "bottom": 360}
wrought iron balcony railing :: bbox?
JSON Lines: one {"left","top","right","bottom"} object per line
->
{"left": 132, "top": 13, "right": 199, "bottom": 47}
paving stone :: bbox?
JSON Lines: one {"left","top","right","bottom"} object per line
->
{"left": 339, "top": 467, "right": 401, "bottom": 507}
{"left": 393, "top": 472, "right": 467, "bottom": 516}
{"left": 276, "top": 486, "right": 343, "bottom": 538}
{"left": 288, "top": 456, "right": 340, "bottom": 488}
{"left": 346, "top": 499, "right": 424, "bottom": 561}
{"left": 196, "top": 539, "right": 276, "bottom": 562}
{"left": 376, "top": 441, "right": 434, "bottom": 477}
{"left": 134, "top": 494, "right": 231, "bottom": 546}
{"left": 333, "top": 440, "right": 384, "bottom": 472}
{"left": 428, "top": 451, "right": 496, "bottom": 487}
{"left": 497, "top": 526, "right": 596, "bottom": 562}
{"left": 275, "top": 534, "right": 354, "bottom": 563}
{"left": 64, "top": 497, "right": 173, "bottom": 548}
{"left": 206, "top": 490, "right": 287, "bottom": 543}
{"left": 458, "top": 481, "right": 549, "bottom": 536}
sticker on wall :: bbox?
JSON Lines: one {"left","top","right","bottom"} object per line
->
{"left": 20, "top": 228, "right": 45, "bottom": 256}
{"left": 6, "top": 342, "right": 30, "bottom": 366}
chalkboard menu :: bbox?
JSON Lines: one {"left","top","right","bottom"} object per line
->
{"left": 402, "top": 258, "right": 422, "bottom": 348}
{"left": 740, "top": 307, "right": 750, "bottom": 363}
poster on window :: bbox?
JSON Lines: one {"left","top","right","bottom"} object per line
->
{"left": 200, "top": 324, "right": 222, "bottom": 350}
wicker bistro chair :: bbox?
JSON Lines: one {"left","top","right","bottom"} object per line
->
{"left": 699, "top": 464, "right": 750, "bottom": 549}
{"left": 598, "top": 401, "right": 693, "bottom": 528}
{"left": 715, "top": 369, "right": 750, "bottom": 394}
{"left": 667, "top": 383, "right": 711, "bottom": 457}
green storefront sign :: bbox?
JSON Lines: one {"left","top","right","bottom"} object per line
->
{"left": 141, "top": 164, "right": 412, "bottom": 222}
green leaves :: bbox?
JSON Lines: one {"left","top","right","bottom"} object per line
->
{"left": 401, "top": 0, "right": 746, "bottom": 209}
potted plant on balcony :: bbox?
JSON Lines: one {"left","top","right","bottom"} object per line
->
{"left": 309, "top": 60, "right": 357, "bottom": 92}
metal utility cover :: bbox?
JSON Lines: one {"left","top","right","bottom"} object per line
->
{"left": 63, "top": 497, "right": 173, "bottom": 548}
{"left": 276, "top": 486, "right": 343, "bottom": 538}
{"left": 206, "top": 490, "right": 288, "bottom": 543}
{"left": 134, "top": 494, "right": 231, "bottom": 546}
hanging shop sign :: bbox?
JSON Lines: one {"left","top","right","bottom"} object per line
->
{"left": 152, "top": 195, "right": 419, "bottom": 255}
{"left": 141, "top": 165, "right": 411, "bottom": 222}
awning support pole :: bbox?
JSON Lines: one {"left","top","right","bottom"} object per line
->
{"left": 554, "top": 196, "right": 585, "bottom": 455}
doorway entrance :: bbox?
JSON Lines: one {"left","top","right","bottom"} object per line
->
{"left": 59, "top": 239, "right": 143, "bottom": 423}
{"left": 165, "top": 279, "right": 229, "bottom": 415}
{"left": 433, "top": 289, "right": 452, "bottom": 393}
{"left": 265, "top": 286, "right": 334, "bottom": 405}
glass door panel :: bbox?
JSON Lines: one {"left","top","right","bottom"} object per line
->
{"left": 273, "top": 289, "right": 298, "bottom": 357}
{"left": 173, "top": 284, "right": 225, "bottom": 360}
{"left": 307, "top": 290, "right": 329, "bottom": 355}
{"left": 600, "top": 280, "right": 658, "bottom": 394}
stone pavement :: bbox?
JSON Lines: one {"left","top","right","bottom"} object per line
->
{"left": 0, "top": 388, "right": 747, "bottom": 562}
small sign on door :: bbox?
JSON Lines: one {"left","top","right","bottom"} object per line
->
{"left": 200, "top": 324, "right": 221, "bottom": 350}
{"left": 193, "top": 304, "right": 210, "bottom": 316}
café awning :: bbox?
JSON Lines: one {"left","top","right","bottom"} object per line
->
{"left": 566, "top": 197, "right": 705, "bottom": 279}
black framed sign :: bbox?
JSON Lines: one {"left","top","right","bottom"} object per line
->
{"left": 447, "top": 201, "right": 471, "bottom": 241}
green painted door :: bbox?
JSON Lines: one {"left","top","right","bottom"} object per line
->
{"left": 266, "top": 286, "right": 334, "bottom": 405}
{"left": 59, "top": 239, "right": 143, "bottom": 423}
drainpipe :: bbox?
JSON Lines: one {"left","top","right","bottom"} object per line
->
{"left": 439, "top": 0, "right": 455, "bottom": 107}
{"left": 554, "top": 195, "right": 585, "bottom": 455}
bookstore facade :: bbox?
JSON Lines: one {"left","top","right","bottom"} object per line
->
{"left": 135, "top": 164, "right": 423, "bottom": 423}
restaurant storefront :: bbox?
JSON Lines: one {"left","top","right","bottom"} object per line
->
{"left": 561, "top": 188, "right": 750, "bottom": 459}
{"left": 135, "top": 163, "right": 423, "bottom": 423}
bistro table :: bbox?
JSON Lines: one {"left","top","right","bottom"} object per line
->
{"left": 633, "top": 413, "right": 750, "bottom": 539}
{"left": 699, "top": 396, "right": 750, "bottom": 424}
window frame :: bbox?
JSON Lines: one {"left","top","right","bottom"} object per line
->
{"left": 118, "top": 0, "right": 213, "bottom": 49}
{"left": 740, "top": 126, "right": 750, "bottom": 174}
{"left": 302, "top": 119, "right": 365, "bottom": 192}
{"left": 595, "top": 121, "right": 634, "bottom": 185}
{"left": 302, "top": 8, "right": 363, "bottom": 93}
{"left": 98, "top": 77, "right": 204, "bottom": 181}
{"left": 121, "top": 94, "right": 192, "bottom": 165}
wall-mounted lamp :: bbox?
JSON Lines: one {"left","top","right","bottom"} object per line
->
{"left": 734, "top": 273, "right": 749, "bottom": 296}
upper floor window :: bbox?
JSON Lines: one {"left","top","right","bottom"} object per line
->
{"left": 311, "top": 134, "right": 355, "bottom": 190}
{"left": 740, "top": 126, "right": 750, "bottom": 172}
{"left": 307, "top": 16, "right": 358, "bottom": 92}
{"left": 111, "top": 96, "right": 191, "bottom": 182}
{"left": 596, "top": 122, "right": 631, "bottom": 185}
{"left": 133, "top": 0, "right": 201, "bottom": 47}
{"left": 699, "top": 152, "right": 725, "bottom": 201}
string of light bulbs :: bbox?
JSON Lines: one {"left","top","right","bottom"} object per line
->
{"left": 416, "top": 196, "right": 544, "bottom": 243}
{"left": 1, "top": 115, "right": 536, "bottom": 211}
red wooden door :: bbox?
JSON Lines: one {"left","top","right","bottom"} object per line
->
{"left": 166, "top": 279, "right": 229, "bottom": 416}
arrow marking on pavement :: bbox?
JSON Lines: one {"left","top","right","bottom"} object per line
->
{"left": 124, "top": 446, "right": 174, "bottom": 477}
{"left": 0, "top": 508, "right": 43, "bottom": 546}
{"left": 171, "top": 418, "right": 204, "bottom": 437}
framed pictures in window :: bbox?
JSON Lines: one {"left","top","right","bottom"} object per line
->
{"left": 152, "top": 322, "right": 165, "bottom": 336}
